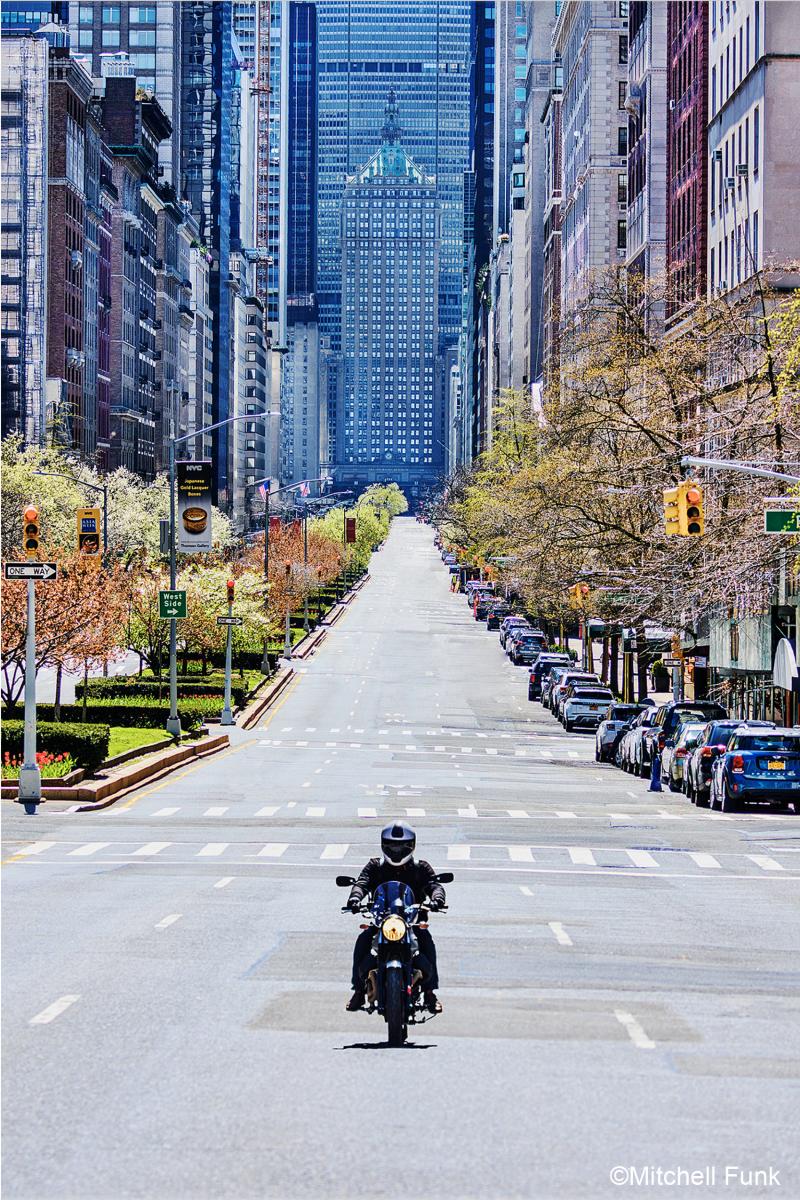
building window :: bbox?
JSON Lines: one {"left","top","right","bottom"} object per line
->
{"left": 753, "top": 105, "right": 759, "bottom": 174}
{"left": 618, "top": 35, "right": 628, "bottom": 64}
{"left": 617, "top": 173, "right": 627, "bottom": 205}
{"left": 711, "top": 65, "right": 716, "bottom": 113}
{"left": 129, "top": 6, "right": 157, "bottom": 20}
{"left": 752, "top": 210, "right": 759, "bottom": 267}
{"left": 618, "top": 80, "right": 627, "bottom": 109}
{"left": 617, "top": 219, "right": 627, "bottom": 250}
{"left": 617, "top": 127, "right": 628, "bottom": 156}
{"left": 101, "top": 28, "right": 120, "bottom": 46}
{"left": 755, "top": 1, "right": 760, "bottom": 59}
{"left": 129, "top": 29, "right": 156, "bottom": 46}
{"left": 78, "top": 28, "right": 92, "bottom": 46}
{"left": 619, "top": 1, "right": 629, "bottom": 15}
{"left": 102, "top": 6, "right": 120, "bottom": 22}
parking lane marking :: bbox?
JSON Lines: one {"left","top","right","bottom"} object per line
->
{"left": 320, "top": 844, "right": 349, "bottom": 860}
{"left": 29, "top": 995, "right": 80, "bottom": 1026}
{"left": 549, "top": 922, "right": 573, "bottom": 946}
{"left": 155, "top": 914, "right": 182, "bottom": 930}
{"left": 689, "top": 852, "right": 721, "bottom": 869}
{"left": 614, "top": 1009, "right": 656, "bottom": 1049}
{"left": 132, "top": 842, "right": 171, "bottom": 857}
{"left": 749, "top": 855, "right": 784, "bottom": 871}
{"left": 214, "top": 877, "right": 234, "bottom": 889}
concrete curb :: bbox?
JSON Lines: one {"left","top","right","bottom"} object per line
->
{"left": 292, "top": 627, "right": 328, "bottom": 660}
{"left": 238, "top": 667, "right": 295, "bottom": 730}
{"left": 71, "top": 734, "right": 231, "bottom": 810}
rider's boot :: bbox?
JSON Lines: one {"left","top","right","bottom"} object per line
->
{"left": 346, "top": 988, "right": 365, "bottom": 1011}
{"left": 424, "top": 990, "right": 442, "bottom": 1014}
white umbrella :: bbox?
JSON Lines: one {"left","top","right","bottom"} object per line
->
{"left": 772, "top": 638, "right": 799, "bottom": 691}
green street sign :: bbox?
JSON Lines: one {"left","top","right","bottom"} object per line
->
{"left": 764, "top": 509, "right": 800, "bottom": 534}
{"left": 159, "top": 589, "right": 187, "bottom": 620}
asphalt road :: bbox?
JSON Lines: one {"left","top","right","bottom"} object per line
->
{"left": 3, "top": 517, "right": 799, "bottom": 1200}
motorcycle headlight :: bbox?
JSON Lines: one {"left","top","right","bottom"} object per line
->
{"left": 381, "top": 915, "right": 407, "bottom": 942}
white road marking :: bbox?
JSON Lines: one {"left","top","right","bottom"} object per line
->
{"left": 257, "top": 843, "right": 288, "bottom": 857}
{"left": 296, "top": 740, "right": 308, "bottom": 747}
{"left": 519, "top": 885, "right": 535, "bottom": 896}
{"left": 568, "top": 751, "right": 579, "bottom": 759}
{"left": 657, "top": 810, "right": 683, "bottom": 820}
{"left": 608, "top": 812, "right": 632, "bottom": 819}
{"left": 555, "top": 811, "right": 578, "bottom": 819}
{"left": 351, "top": 742, "right": 363, "bottom": 748}
{"left": 314, "top": 768, "right": 323, "bottom": 774}
{"left": 626, "top": 849, "right": 659, "bottom": 869}
{"left": 626, "top": 790, "right": 637, "bottom": 798}
{"left": 280, "top": 726, "right": 292, "bottom": 732}
{"left": 689, "top": 852, "right": 721, "bottom": 870}
{"left": 197, "top": 843, "right": 228, "bottom": 857}
{"left": 153, "top": 807, "right": 180, "bottom": 817}
{"left": 358, "top": 807, "right": 377, "bottom": 818}
{"left": 320, "top": 844, "right": 349, "bottom": 859}
{"left": 306, "top": 806, "right": 325, "bottom": 816}
{"left": 485, "top": 748, "right": 498, "bottom": 755}
{"left": 305, "top": 726, "right": 316, "bottom": 732}
{"left": 29, "top": 995, "right": 80, "bottom": 1026}
{"left": 508, "top": 846, "right": 535, "bottom": 862}
{"left": 447, "top": 845, "right": 471, "bottom": 861}
{"left": 16, "top": 841, "right": 56, "bottom": 856}
{"left": 301, "top": 782, "right": 311, "bottom": 788}
{"left": 68, "top": 842, "right": 110, "bottom": 857}
{"left": 204, "top": 807, "right": 228, "bottom": 817}
{"left": 549, "top": 921, "right": 573, "bottom": 946}
{"left": 214, "top": 877, "right": 234, "bottom": 889}
{"left": 458, "top": 805, "right": 478, "bottom": 818}
{"left": 155, "top": 914, "right": 182, "bottom": 930}
{"left": 615, "top": 1008, "right": 656, "bottom": 1049}
{"left": 255, "top": 806, "right": 280, "bottom": 817}
{"left": 749, "top": 855, "right": 784, "bottom": 871}
{"left": 460, "top": 747, "right": 473, "bottom": 754}
{"left": 568, "top": 847, "right": 596, "bottom": 866}
{"left": 132, "top": 842, "right": 171, "bottom": 856}
{"left": 405, "top": 807, "right": 426, "bottom": 816}
{"left": 539, "top": 749, "right": 553, "bottom": 758}
{"left": 507, "top": 809, "right": 529, "bottom": 819}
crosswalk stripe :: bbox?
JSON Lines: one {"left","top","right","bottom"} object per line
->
{"left": 485, "top": 748, "right": 498, "bottom": 755}
{"left": 204, "top": 807, "right": 228, "bottom": 817}
{"left": 568, "top": 847, "right": 596, "bottom": 866}
{"left": 507, "top": 809, "right": 529, "bottom": 819}
{"left": 568, "top": 751, "right": 579, "bottom": 759}
{"left": 539, "top": 750, "right": 553, "bottom": 758}
{"left": 508, "top": 846, "right": 535, "bottom": 862}
{"left": 626, "top": 849, "right": 659, "bottom": 869}
{"left": 689, "top": 852, "right": 721, "bottom": 869}
{"left": 749, "top": 855, "right": 784, "bottom": 871}
{"left": 305, "top": 806, "right": 325, "bottom": 817}
{"left": 320, "top": 844, "right": 349, "bottom": 859}
{"left": 132, "top": 842, "right": 170, "bottom": 856}
{"left": 255, "top": 806, "right": 280, "bottom": 817}
{"left": 555, "top": 811, "right": 577, "bottom": 819}
{"left": 257, "top": 843, "right": 288, "bottom": 857}
{"left": 405, "top": 807, "right": 426, "bottom": 816}
{"left": 153, "top": 807, "right": 180, "bottom": 817}
{"left": 358, "top": 807, "right": 377, "bottom": 818}
{"left": 197, "top": 843, "right": 229, "bottom": 857}
{"left": 68, "top": 843, "right": 110, "bottom": 857}
{"left": 447, "top": 845, "right": 470, "bottom": 861}
{"left": 17, "top": 842, "right": 55, "bottom": 856}
{"left": 608, "top": 812, "right": 632, "bottom": 819}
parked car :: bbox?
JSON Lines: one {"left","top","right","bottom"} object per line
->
{"left": 542, "top": 664, "right": 573, "bottom": 708}
{"left": 595, "top": 702, "right": 654, "bottom": 763}
{"left": 499, "top": 616, "right": 531, "bottom": 649}
{"left": 684, "top": 720, "right": 774, "bottom": 806}
{"left": 486, "top": 603, "right": 511, "bottom": 630}
{"left": 709, "top": 728, "right": 800, "bottom": 812}
{"left": 557, "top": 677, "right": 605, "bottom": 721}
{"left": 561, "top": 686, "right": 615, "bottom": 732}
{"left": 660, "top": 723, "right": 707, "bottom": 791}
{"left": 528, "top": 654, "right": 572, "bottom": 700}
{"left": 639, "top": 700, "right": 729, "bottom": 775}
{"left": 618, "top": 708, "right": 662, "bottom": 775}
{"left": 551, "top": 672, "right": 600, "bottom": 717}
{"left": 508, "top": 631, "right": 548, "bottom": 665}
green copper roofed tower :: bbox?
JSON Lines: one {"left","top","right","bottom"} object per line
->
{"left": 336, "top": 93, "right": 442, "bottom": 499}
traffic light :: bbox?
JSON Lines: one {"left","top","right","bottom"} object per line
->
{"left": 568, "top": 582, "right": 590, "bottom": 609}
{"left": 681, "top": 481, "right": 704, "bottom": 535}
{"left": 663, "top": 486, "right": 681, "bottom": 536}
{"left": 22, "top": 505, "right": 40, "bottom": 557}
{"left": 226, "top": 578, "right": 235, "bottom": 606}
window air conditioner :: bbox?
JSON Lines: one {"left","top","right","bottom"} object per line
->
{"left": 724, "top": 177, "right": 735, "bottom": 190}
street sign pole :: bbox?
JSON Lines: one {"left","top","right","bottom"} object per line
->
{"left": 220, "top": 598, "right": 235, "bottom": 726}
{"left": 18, "top": 579, "right": 41, "bottom": 811}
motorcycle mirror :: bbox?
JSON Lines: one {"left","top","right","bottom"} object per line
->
{"left": 434, "top": 872, "right": 454, "bottom": 884}
{"left": 335, "top": 875, "right": 356, "bottom": 887}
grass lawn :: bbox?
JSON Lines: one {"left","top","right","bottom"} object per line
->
{"left": 107, "top": 726, "right": 169, "bottom": 758}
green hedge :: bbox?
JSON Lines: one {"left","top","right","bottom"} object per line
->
{"left": 76, "top": 678, "right": 251, "bottom": 706}
{"left": 2, "top": 720, "right": 110, "bottom": 772}
{"left": 30, "top": 699, "right": 214, "bottom": 729}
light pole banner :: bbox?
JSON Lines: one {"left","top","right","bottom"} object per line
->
{"left": 177, "top": 460, "right": 213, "bottom": 552}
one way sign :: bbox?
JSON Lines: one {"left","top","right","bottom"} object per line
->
{"left": 4, "top": 561, "right": 58, "bottom": 581}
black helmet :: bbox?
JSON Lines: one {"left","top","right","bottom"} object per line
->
{"left": 381, "top": 822, "right": 416, "bottom": 866}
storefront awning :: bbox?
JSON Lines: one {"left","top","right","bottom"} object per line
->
{"left": 773, "top": 638, "right": 799, "bottom": 691}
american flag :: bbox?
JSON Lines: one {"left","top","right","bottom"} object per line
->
{"left": 299, "top": 480, "right": 310, "bottom": 497}
{"left": 258, "top": 480, "right": 270, "bottom": 500}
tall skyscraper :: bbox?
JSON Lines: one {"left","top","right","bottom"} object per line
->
{"left": 337, "top": 95, "right": 442, "bottom": 496}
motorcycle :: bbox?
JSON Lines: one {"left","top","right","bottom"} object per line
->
{"left": 337, "top": 872, "right": 453, "bottom": 1046}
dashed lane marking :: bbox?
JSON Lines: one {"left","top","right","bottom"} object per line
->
{"left": 214, "top": 877, "right": 234, "bottom": 889}
{"left": 154, "top": 914, "right": 182, "bottom": 930}
{"left": 131, "top": 842, "right": 170, "bottom": 857}
{"left": 29, "top": 995, "right": 80, "bottom": 1026}
{"left": 568, "top": 847, "right": 596, "bottom": 866}
{"left": 257, "top": 843, "right": 288, "bottom": 857}
{"left": 320, "top": 844, "right": 349, "bottom": 859}
{"left": 197, "top": 843, "right": 229, "bottom": 857}
{"left": 549, "top": 922, "right": 573, "bottom": 946}
{"left": 67, "top": 842, "right": 109, "bottom": 857}
{"left": 615, "top": 1009, "right": 656, "bottom": 1050}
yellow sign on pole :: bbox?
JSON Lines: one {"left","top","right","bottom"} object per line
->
{"left": 76, "top": 507, "right": 102, "bottom": 556}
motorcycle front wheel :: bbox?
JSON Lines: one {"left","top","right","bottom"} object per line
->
{"left": 385, "top": 970, "right": 407, "bottom": 1047}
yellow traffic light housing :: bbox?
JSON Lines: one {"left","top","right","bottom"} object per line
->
{"left": 682, "top": 481, "right": 704, "bottom": 535}
{"left": 663, "top": 486, "right": 681, "bottom": 536}
{"left": 23, "top": 505, "right": 40, "bottom": 557}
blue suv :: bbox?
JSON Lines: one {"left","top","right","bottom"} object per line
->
{"left": 709, "top": 728, "right": 800, "bottom": 812}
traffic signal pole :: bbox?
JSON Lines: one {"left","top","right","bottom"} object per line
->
{"left": 18, "top": 578, "right": 41, "bottom": 810}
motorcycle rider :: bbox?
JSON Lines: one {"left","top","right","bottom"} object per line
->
{"left": 346, "top": 822, "right": 445, "bottom": 1014}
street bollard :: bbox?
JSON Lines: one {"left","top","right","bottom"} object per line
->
{"left": 648, "top": 750, "right": 663, "bottom": 792}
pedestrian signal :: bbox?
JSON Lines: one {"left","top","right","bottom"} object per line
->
{"left": 23, "top": 506, "right": 40, "bottom": 557}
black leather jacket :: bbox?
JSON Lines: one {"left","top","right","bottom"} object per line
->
{"left": 348, "top": 857, "right": 446, "bottom": 908}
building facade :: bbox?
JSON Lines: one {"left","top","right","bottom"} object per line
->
{"left": 337, "top": 97, "right": 442, "bottom": 497}
{"left": 665, "top": 0, "right": 708, "bottom": 324}
{"left": 625, "top": 1, "right": 667, "bottom": 310}
{"left": 540, "top": 75, "right": 562, "bottom": 397}
{"left": 522, "top": 1, "right": 555, "bottom": 387}
{"left": 707, "top": 0, "right": 800, "bottom": 297}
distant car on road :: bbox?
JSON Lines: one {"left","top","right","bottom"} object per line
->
{"left": 684, "top": 720, "right": 775, "bottom": 805}
{"left": 618, "top": 708, "right": 661, "bottom": 775}
{"left": 561, "top": 686, "right": 615, "bottom": 732}
{"left": 485, "top": 602, "right": 510, "bottom": 630}
{"left": 542, "top": 664, "right": 573, "bottom": 708}
{"left": 595, "top": 702, "right": 655, "bottom": 763}
{"left": 709, "top": 728, "right": 800, "bottom": 812}
{"left": 660, "top": 722, "right": 706, "bottom": 791}
{"left": 551, "top": 671, "right": 600, "bottom": 717}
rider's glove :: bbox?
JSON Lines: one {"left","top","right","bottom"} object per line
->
{"left": 426, "top": 898, "right": 443, "bottom": 912}
{"left": 346, "top": 896, "right": 362, "bottom": 912}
